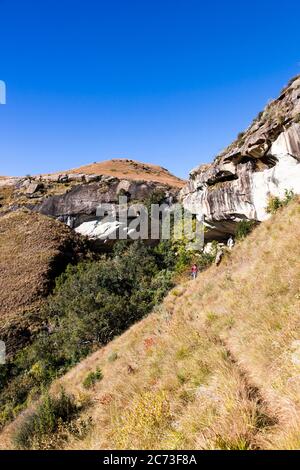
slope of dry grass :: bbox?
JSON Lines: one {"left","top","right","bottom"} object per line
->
{"left": 0, "top": 210, "right": 88, "bottom": 354}
{"left": 1, "top": 199, "right": 299, "bottom": 450}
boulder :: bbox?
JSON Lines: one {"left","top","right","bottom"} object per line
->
{"left": 25, "top": 182, "right": 43, "bottom": 195}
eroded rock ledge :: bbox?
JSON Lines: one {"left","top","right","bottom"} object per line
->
{"left": 180, "top": 76, "right": 300, "bottom": 239}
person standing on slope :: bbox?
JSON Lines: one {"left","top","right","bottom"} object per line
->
{"left": 191, "top": 264, "right": 198, "bottom": 280}
{"left": 227, "top": 236, "right": 235, "bottom": 250}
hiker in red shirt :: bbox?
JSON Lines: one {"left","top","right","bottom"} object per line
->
{"left": 191, "top": 264, "right": 198, "bottom": 280}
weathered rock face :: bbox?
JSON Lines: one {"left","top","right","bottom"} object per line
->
{"left": 0, "top": 160, "right": 183, "bottom": 241}
{"left": 180, "top": 75, "right": 300, "bottom": 239}
{"left": 34, "top": 177, "right": 177, "bottom": 233}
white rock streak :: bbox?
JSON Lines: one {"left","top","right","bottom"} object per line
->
{"left": 252, "top": 123, "right": 300, "bottom": 221}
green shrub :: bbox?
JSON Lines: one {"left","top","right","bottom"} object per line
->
{"left": 44, "top": 241, "right": 171, "bottom": 362}
{"left": 266, "top": 190, "right": 295, "bottom": 214}
{"left": 108, "top": 352, "right": 118, "bottom": 363}
{"left": 266, "top": 196, "right": 282, "bottom": 214}
{"left": 149, "top": 269, "right": 174, "bottom": 303}
{"left": 83, "top": 368, "right": 103, "bottom": 389}
{"left": 235, "top": 220, "right": 256, "bottom": 241}
{"left": 144, "top": 189, "right": 167, "bottom": 210}
{"left": 13, "top": 389, "right": 79, "bottom": 449}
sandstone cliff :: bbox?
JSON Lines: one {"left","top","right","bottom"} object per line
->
{"left": 180, "top": 75, "right": 300, "bottom": 239}
{"left": 0, "top": 159, "right": 184, "bottom": 240}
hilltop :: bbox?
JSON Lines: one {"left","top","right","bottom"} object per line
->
{"left": 1, "top": 198, "right": 299, "bottom": 449}
{"left": 0, "top": 159, "right": 184, "bottom": 189}
{"left": 0, "top": 159, "right": 184, "bottom": 239}
{"left": 58, "top": 159, "right": 185, "bottom": 188}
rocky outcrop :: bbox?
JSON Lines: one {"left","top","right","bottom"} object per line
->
{"left": 0, "top": 177, "right": 21, "bottom": 188}
{"left": 180, "top": 75, "right": 300, "bottom": 239}
{"left": 35, "top": 178, "right": 174, "bottom": 220}
{"left": 0, "top": 160, "right": 183, "bottom": 241}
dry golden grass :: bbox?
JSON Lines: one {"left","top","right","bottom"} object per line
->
{"left": 54, "top": 159, "right": 185, "bottom": 188}
{"left": 0, "top": 186, "right": 14, "bottom": 212}
{"left": 1, "top": 198, "right": 300, "bottom": 450}
{"left": 0, "top": 210, "right": 87, "bottom": 320}
{"left": 0, "top": 210, "right": 88, "bottom": 354}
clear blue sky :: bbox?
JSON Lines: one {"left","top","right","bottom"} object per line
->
{"left": 1, "top": 0, "right": 300, "bottom": 178}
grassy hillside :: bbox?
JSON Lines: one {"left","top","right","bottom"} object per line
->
{"left": 0, "top": 159, "right": 185, "bottom": 188}
{"left": 45, "top": 158, "right": 185, "bottom": 188}
{"left": 0, "top": 210, "right": 89, "bottom": 355}
{"left": 1, "top": 198, "right": 300, "bottom": 450}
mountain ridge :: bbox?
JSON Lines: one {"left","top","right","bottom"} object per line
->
{"left": 0, "top": 158, "right": 185, "bottom": 188}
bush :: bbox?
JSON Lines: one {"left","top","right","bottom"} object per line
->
{"left": 108, "top": 352, "right": 118, "bottom": 363}
{"left": 235, "top": 220, "right": 256, "bottom": 241}
{"left": 83, "top": 368, "right": 103, "bottom": 389}
{"left": 43, "top": 241, "right": 171, "bottom": 362}
{"left": 149, "top": 269, "right": 174, "bottom": 303}
{"left": 13, "top": 389, "right": 79, "bottom": 449}
{"left": 266, "top": 190, "right": 295, "bottom": 215}
{"left": 266, "top": 196, "right": 282, "bottom": 214}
